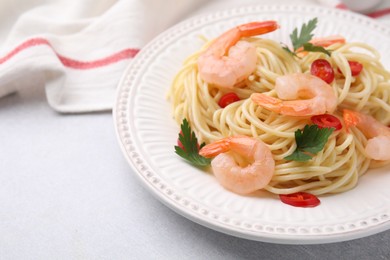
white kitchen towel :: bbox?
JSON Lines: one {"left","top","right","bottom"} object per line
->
{"left": 0, "top": 0, "right": 205, "bottom": 113}
{"left": 0, "top": 0, "right": 389, "bottom": 113}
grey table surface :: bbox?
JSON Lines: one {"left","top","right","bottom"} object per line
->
{"left": 1, "top": 76, "right": 389, "bottom": 260}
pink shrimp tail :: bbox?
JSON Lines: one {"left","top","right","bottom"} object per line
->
{"left": 309, "top": 35, "right": 346, "bottom": 47}
{"left": 199, "top": 135, "right": 257, "bottom": 158}
{"left": 251, "top": 93, "right": 282, "bottom": 113}
{"left": 296, "top": 35, "right": 345, "bottom": 57}
{"left": 209, "top": 21, "right": 279, "bottom": 56}
{"left": 343, "top": 109, "right": 360, "bottom": 133}
{"left": 237, "top": 21, "right": 279, "bottom": 37}
{"left": 199, "top": 138, "right": 232, "bottom": 158}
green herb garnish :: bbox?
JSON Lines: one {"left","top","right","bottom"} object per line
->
{"left": 175, "top": 119, "right": 211, "bottom": 167}
{"left": 283, "top": 18, "right": 331, "bottom": 56}
{"left": 282, "top": 46, "right": 298, "bottom": 57}
{"left": 302, "top": 43, "right": 331, "bottom": 56}
{"left": 284, "top": 125, "right": 334, "bottom": 162}
{"left": 291, "top": 18, "right": 318, "bottom": 50}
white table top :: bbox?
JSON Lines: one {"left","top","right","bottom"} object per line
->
{"left": 1, "top": 75, "right": 389, "bottom": 259}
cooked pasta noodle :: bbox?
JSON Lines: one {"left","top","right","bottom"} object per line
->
{"left": 168, "top": 36, "right": 390, "bottom": 195}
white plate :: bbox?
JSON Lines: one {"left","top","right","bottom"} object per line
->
{"left": 114, "top": 5, "right": 390, "bottom": 244}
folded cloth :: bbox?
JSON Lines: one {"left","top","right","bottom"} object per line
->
{"left": 0, "top": 0, "right": 389, "bottom": 113}
{"left": 0, "top": 0, "right": 204, "bottom": 112}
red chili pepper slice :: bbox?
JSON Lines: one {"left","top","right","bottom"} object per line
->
{"left": 348, "top": 61, "right": 363, "bottom": 76}
{"left": 177, "top": 130, "right": 185, "bottom": 150}
{"left": 311, "top": 114, "right": 342, "bottom": 130}
{"left": 218, "top": 93, "right": 240, "bottom": 108}
{"left": 338, "top": 61, "right": 363, "bottom": 77}
{"left": 310, "top": 59, "right": 335, "bottom": 84}
{"left": 279, "top": 192, "right": 320, "bottom": 208}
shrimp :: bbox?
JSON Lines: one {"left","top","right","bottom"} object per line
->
{"left": 296, "top": 35, "right": 345, "bottom": 57}
{"left": 343, "top": 109, "right": 390, "bottom": 161}
{"left": 309, "top": 35, "right": 346, "bottom": 47}
{"left": 197, "top": 21, "right": 279, "bottom": 89}
{"left": 251, "top": 73, "right": 337, "bottom": 116}
{"left": 199, "top": 136, "right": 275, "bottom": 195}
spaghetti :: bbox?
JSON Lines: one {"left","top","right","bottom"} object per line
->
{"left": 168, "top": 22, "right": 390, "bottom": 196}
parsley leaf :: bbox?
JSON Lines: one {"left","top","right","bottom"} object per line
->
{"left": 284, "top": 125, "right": 334, "bottom": 162}
{"left": 283, "top": 17, "right": 331, "bottom": 57}
{"left": 174, "top": 119, "right": 211, "bottom": 167}
{"left": 290, "top": 17, "right": 318, "bottom": 50}
{"left": 302, "top": 43, "right": 331, "bottom": 56}
{"left": 282, "top": 45, "right": 298, "bottom": 57}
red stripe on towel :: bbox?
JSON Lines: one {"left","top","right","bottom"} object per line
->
{"left": 335, "top": 3, "right": 349, "bottom": 10}
{"left": 367, "top": 7, "right": 390, "bottom": 18}
{"left": 0, "top": 38, "right": 139, "bottom": 69}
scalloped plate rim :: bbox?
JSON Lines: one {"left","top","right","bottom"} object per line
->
{"left": 113, "top": 4, "right": 390, "bottom": 244}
